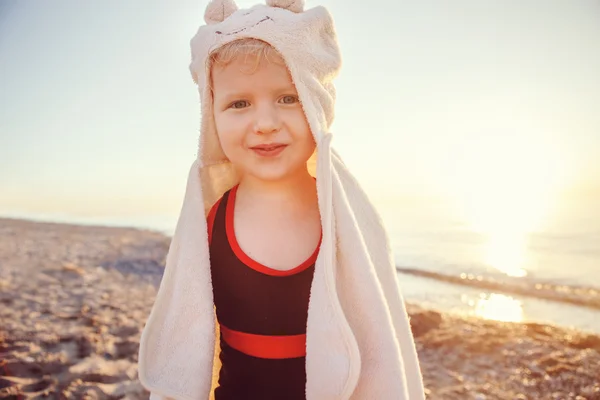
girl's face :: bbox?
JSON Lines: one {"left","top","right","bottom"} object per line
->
{"left": 211, "top": 53, "right": 315, "bottom": 182}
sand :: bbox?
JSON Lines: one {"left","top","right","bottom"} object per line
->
{"left": 0, "top": 217, "right": 599, "bottom": 399}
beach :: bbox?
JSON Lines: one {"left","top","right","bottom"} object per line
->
{"left": 1, "top": 218, "right": 599, "bottom": 399}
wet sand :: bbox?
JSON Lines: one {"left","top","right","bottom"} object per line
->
{"left": 1, "top": 217, "right": 599, "bottom": 399}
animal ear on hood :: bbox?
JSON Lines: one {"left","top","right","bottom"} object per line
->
{"left": 204, "top": 0, "right": 239, "bottom": 24}
{"left": 265, "top": 0, "right": 304, "bottom": 13}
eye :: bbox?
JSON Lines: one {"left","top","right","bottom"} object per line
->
{"left": 229, "top": 100, "right": 249, "bottom": 109}
{"left": 279, "top": 95, "right": 299, "bottom": 105}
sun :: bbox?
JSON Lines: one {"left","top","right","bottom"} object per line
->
{"left": 439, "top": 128, "right": 569, "bottom": 277}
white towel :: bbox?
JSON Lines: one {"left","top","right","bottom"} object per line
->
{"left": 138, "top": 1, "right": 425, "bottom": 398}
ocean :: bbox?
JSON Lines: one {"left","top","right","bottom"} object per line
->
{"left": 4, "top": 192, "right": 599, "bottom": 334}
{"left": 379, "top": 193, "right": 600, "bottom": 334}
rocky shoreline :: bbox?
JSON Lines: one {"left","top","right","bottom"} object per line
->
{"left": 1, "top": 217, "right": 599, "bottom": 399}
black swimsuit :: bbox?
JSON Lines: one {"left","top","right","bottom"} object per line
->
{"left": 208, "top": 185, "right": 320, "bottom": 400}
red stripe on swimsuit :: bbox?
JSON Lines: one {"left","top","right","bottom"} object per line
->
{"left": 219, "top": 323, "right": 307, "bottom": 359}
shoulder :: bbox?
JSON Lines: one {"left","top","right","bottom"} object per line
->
{"left": 207, "top": 196, "right": 223, "bottom": 221}
{"left": 207, "top": 188, "right": 233, "bottom": 243}
{"left": 207, "top": 187, "right": 234, "bottom": 219}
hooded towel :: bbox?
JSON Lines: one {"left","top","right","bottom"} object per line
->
{"left": 138, "top": 1, "right": 425, "bottom": 398}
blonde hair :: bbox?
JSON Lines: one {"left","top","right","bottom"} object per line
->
{"left": 207, "top": 38, "right": 286, "bottom": 88}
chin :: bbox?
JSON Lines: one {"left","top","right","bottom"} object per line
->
{"left": 245, "top": 162, "right": 308, "bottom": 182}
{"left": 247, "top": 168, "right": 293, "bottom": 182}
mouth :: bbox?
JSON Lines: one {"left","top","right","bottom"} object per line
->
{"left": 250, "top": 143, "right": 288, "bottom": 157}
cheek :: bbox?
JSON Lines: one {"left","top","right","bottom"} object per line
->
{"left": 302, "top": 137, "right": 317, "bottom": 158}
{"left": 289, "top": 115, "right": 316, "bottom": 159}
{"left": 214, "top": 113, "right": 245, "bottom": 152}
{"left": 292, "top": 113, "right": 314, "bottom": 146}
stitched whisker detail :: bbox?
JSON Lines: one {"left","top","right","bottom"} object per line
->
{"left": 216, "top": 16, "right": 273, "bottom": 36}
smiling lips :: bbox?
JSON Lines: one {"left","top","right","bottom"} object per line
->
{"left": 250, "top": 143, "right": 287, "bottom": 157}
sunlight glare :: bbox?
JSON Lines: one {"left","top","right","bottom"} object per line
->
{"left": 441, "top": 127, "right": 567, "bottom": 277}
{"left": 483, "top": 231, "right": 528, "bottom": 277}
{"left": 462, "top": 293, "right": 524, "bottom": 323}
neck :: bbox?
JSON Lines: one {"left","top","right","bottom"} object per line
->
{"left": 237, "top": 167, "right": 317, "bottom": 206}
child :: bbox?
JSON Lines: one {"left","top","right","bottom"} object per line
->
{"left": 138, "top": 1, "right": 425, "bottom": 399}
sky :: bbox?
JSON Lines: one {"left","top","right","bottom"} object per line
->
{"left": 1, "top": 0, "right": 599, "bottom": 232}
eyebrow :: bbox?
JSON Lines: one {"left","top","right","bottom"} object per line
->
{"left": 215, "top": 86, "right": 297, "bottom": 101}
{"left": 276, "top": 84, "right": 298, "bottom": 92}
{"left": 214, "top": 91, "right": 250, "bottom": 105}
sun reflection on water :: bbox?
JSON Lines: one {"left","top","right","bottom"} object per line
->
{"left": 462, "top": 292, "right": 524, "bottom": 322}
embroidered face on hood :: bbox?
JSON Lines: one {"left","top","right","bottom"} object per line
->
{"left": 188, "top": 0, "right": 342, "bottom": 210}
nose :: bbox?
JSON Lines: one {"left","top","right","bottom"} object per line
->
{"left": 253, "top": 103, "right": 280, "bottom": 135}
